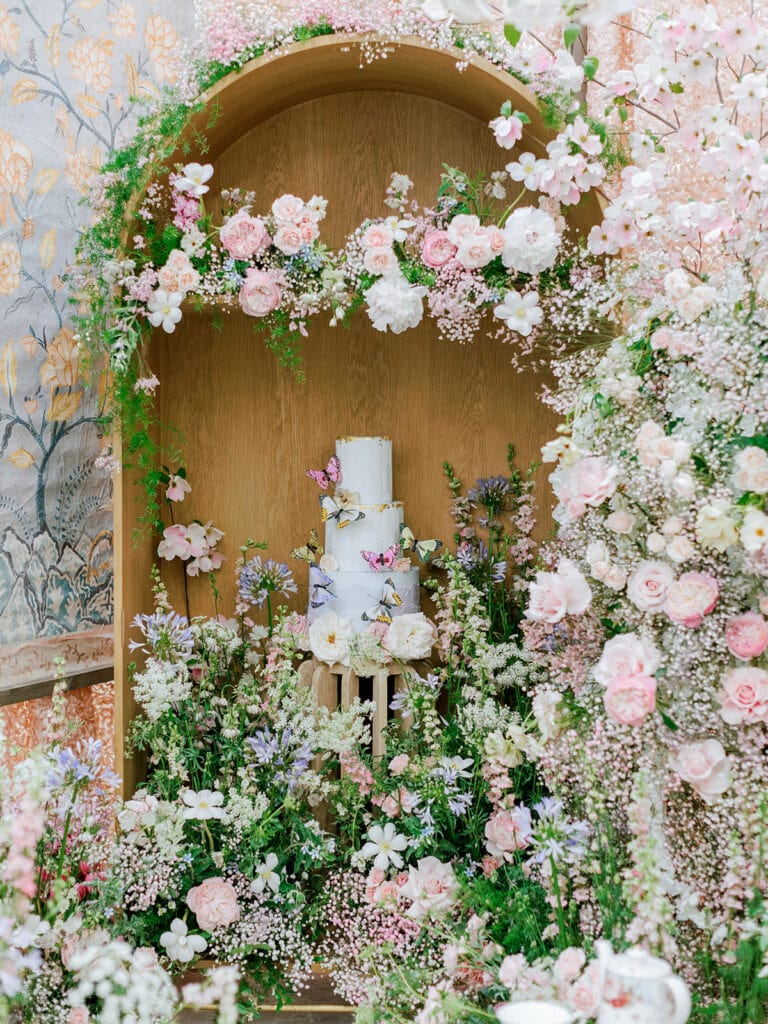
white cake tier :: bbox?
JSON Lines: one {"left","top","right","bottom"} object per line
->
{"left": 307, "top": 565, "right": 420, "bottom": 626}
{"left": 325, "top": 502, "right": 404, "bottom": 571}
{"left": 336, "top": 436, "right": 392, "bottom": 505}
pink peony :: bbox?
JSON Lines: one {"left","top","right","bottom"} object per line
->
{"left": 669, "top": 740, "right": 730, "bottom": 802}
{"left": 603, "top": 673, "right": 657, "bottom": 727}
{"left": 421, "top": 229, "right": 456, "bottom": 268}
{"left": 626, "top": 560, "right": 675, "bottom": 612}
{"left": 593, "top": 632, "right": 661, "bottom": 686}
{"left": 484, "top": 806, "right": 532, "bottom": 859}
{"left": 526, "top": 559, "right": 591, "bottom": 623}
{"left": 239, "top": 269, "right": 281, "bottom": 317}
{"left": 664, "top": 571, "right": 719, "bottom": 628}
{"left": 186, "top": 877, "right": 240, "bottom": 932}
{"left": 719, "top": 666, "right": 768, "bottom": 725}
{"left": 219, "top": 210, "right": 270, "bottom": 259}
{"left": 555, "top": 455, "right": 618, "bottom": 517}
{"left": 726, "top": 612, "right": 768, "bottom": 660}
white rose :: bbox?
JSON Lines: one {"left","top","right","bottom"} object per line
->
{"left": 734, "top": 446, "right": 768, "bottom": 494}
{"left": 672, "top": 472, "right": 696, "bottom": 499}
{"left": 667, "top": 536, "right": 695, "bottom": 563}
{"left": 741, "top": 509, "right": 768, "bottom": 553}
{"left": 669, "top": 740, "right": 730, "bottom": 804}
{"left": 627, "top": 560, "right": 675, "bottom": 612}
{"left": 385, "top": 613, "right": 435, "bottom": 660}
{"left": 606, "top": 510, "right": 635, "bottom": 534}
{"left": 664, "top": 268, "right": 691, "bottom": 301}
{"left": 603, "top": 565, "right": 628, "bottom": 590}
{"left": 647, "top": 532, "right": 667, "bottom": 553}
{"left": 365, "top": 274, "right": 427, "bottom": 334}
{"left": 594, "top": 632, "right": 661, "bottom": 687}
{"left": 586, "top": 541, "right": 608, "bottom": 565}
{"left": 308, "top": 611, "right": 354, "bottom": 666}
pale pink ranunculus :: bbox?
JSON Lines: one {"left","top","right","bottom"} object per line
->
{"left": 664, "top": 571, "right": 719, "bottom": 628}
{"left": 421, "top": 230, "right": 456, "bottom": 268}
{"left": 239, "top": 269, "right": 281, "bottom": 317}
{"left": 603, "top": 673, "right": 657, "bottom": 727}
{"left": 362, "top": 223, "right": 394, "bottom": 249}
{"left": 555, "top": 455, "right": 618, "bottom": 517}
{"left": 726, "top": 612, "right": 768, "bottom": 660}
{"left": 669, "top": 740, "right": 730, "bottom": 803}
{"left": 593, "top": 632, "right": 661, "bottom": 687}
{"left": 554, "top": 947, "right": 586, "bottom": 983}
{"left": 273, "top": 223, "right": 303, "bottom": 255}
{"left": 484, "top": 806, "right": 532, "bottom": 859}
{"left": 186, "top": 877, "right": 240, "bottom": 932}
{"left": 626, "top": 560, "right": 675, "bottom": 612}
{"left": 363, "top": 245, "right": 397, "bottom": 276}
{"left": 526, "top": 559, "right": 591, "bottom": 623}
{"left": 219, "top": 210, "right": 271, "bottom": 259}
{"left": 400, "top": 856, "right": 458, "bottom": 918}
{"left": 271, "top": 193, "right": 304, "bottom": 223}
{"left": 719, "top": 666, "right": 768, "bottom": 725}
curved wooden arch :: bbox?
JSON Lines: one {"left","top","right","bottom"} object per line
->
{"left": 115, "top": 33, "right": 602, "bottom": 793}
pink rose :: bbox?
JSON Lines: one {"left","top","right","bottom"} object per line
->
{"left": 603, "top": 673, "right": 657, "bottom": 727}
{"left": 273, "top": 224, "right": 302, "bottom": 255}
{"left": 271, "top": 193, "right": 304, "bottom": 222}
{"left": 299, "top": 219, "right": 319, "bottom": 244}
{"left": 484, "top": 806, "right": 532, "bottom": 859}
{"left": 239, "top": 269, "right": 281, "bottom": 317}
{"left": 362, "top": 223, "right": 394, "bottom": 249}
{"left": 486, "top": 225, "right": 505, "bottom": 254}
{"left": 627, "top": 560, "right": 674, "bottom": 612}
{"left": 567, "top": 964, "right": 601, "bottom": 1016}
{"left": 726, "top": 612, "right": 768, "bottom": 660}
{"left": 593, "top": 632, "right": 661, "bottom": 686}
{"left": 421, "top": 230, "right": 456, "bottom": 268}
{"left": 664, "top": 571, "right": 719, "bottom": 628}
{"left": 554, "top": 947, "right": 586, "bottom": 983}
{"left": 186, "top": 877, "right": 240, "bottom": 932}
{"left": 669, "top": 740, "right": 730, "bottom": 802}
{"left": 554, "top": 455, "right": 618, "bottom": 517}
{"left": 400, "top": 856, "right": 458, "bottom": 918}
{"left": 719, "top": 666, "right": 768, "bottom": 725}
{"left": 526, "top": 559, "right": 591, "bottom": 623}
{"left": 498, "top": 953, "right": 526, "bottom": 987}
{"left": 363, "top": 245, "right": 397, "bottom": 276}
{"left": 456, "top": 233, "right": 493, "bottom": 270}
{"left": 68, "top": 1010, "right": 90, "bottom": 1024}
{"left": 219, "top": 210, "right": 271, "bottom": 259}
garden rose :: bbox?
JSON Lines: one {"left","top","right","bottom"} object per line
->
{"left": 362, "top": 223, "right": 394, "bottom": 249}
{"left": 186, "top": 877, "right": 240, "bottom": 932}
{"left": 719, "top": 666, "right": 768, "bottom": 725}
{"left": 219, "top": 210, "right": 270, "bottom": 258}
{"left": 271, "top": 192, "right": 304, "bottom": 222}
{"left": 593, "top": 633, "right": 661, "bottom": 687}
{"left": 726, "top": 612, "right": 768, "bottom": 660}
{"left": 733, "top": 445, "right": 768, "bottom": 494}
{"left": 446, "top": 213, "right": 482, "bottom": 244}
{"left": 239, "top": 269, "right": 281, "bottom": 317}
{"left": 603, "top": 674, "right": 657, "bottom": 727}
{"left": 421, "top": 229, "right": 456, "bottom": 267}
{"left": 554, "top": 455, "right": 618, "bottom": 517}
{"left": 484, "top": 806, "right": 532, "bottom": 859}
{"left": 606, "top": 510, "right": 635, "bottom": 534}
{"left": 669, "top": 740, "right": 731, "bottom": 803}
{"left": 385, "top": 613, "right": 434, "bottom": 660}
{"left": 526, "top": 560, "right": 591, "bottom": 623}
{"left": 400, "top": 856, "right": 458, "bottom": 918}
{"left": 455, "top": 232, "right": 493, "bottom": 269}
{"left": 567, "top": 964, "right": 602, "bottom": 1016}
{"left": 308, "top": 611, "right": 354, "bottom": 666}
{"left": 626, "top": 560, "right": 674, "bottom": 612}
{"left": 363, "top": 245, "right": 397, "bottom": 276}
{"left": 554, "top": 947, "right": 586, "bottom": 983}
{"left": 498, "top": 953, "right": 526, "bottom": 987}
{"left": 664, "top": 571, "right": 719, "bottom": 628}
{"left": 273, "top": 223, "right": 302, "bottom": 255}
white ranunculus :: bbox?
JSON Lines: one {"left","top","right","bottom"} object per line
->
{"left": 593, "top": 632, "right": 661, "bottom": 687}
{"left": 365, "top": 274, "right": 427, "bottom": 334}
{"left": 501, "top": 207, "right": 560, "bottom": 274}
{"left": 385, "top": 613, "right": 435, "bottom": 661}
{"left": 308, "top": 611, "right": 354, "bottom": 666}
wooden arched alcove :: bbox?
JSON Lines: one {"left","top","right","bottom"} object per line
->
{"left": 114, "top": 34, "right": 602, "bottom": 792}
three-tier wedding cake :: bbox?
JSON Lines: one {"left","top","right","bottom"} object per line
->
{"left": 306, "top": 436, "right": 421, "bottom": 626}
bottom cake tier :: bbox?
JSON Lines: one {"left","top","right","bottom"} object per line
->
{"left": 307, "top": 565, "right": 421, "bottom": 627}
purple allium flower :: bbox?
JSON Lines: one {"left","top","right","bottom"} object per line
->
{"left": 129, "top": 610, "right": 194, "bottom": 661}
{"left": 247, "top": 726, "right": 311, "bottom": 792}
{"left": 527, "top": 798, "right": 590, "bottom": 866}
{"left": 467, "top": 475, "right": 511, "bottom": 512}
{"left": 238, "top": 556, "right": 297, "bottom": 608}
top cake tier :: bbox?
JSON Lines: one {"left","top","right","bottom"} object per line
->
{"left": 336, "top": 436, "right": 392, "bottom": 505}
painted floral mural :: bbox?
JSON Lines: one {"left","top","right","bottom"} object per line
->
{"left": 0, "top": 0, "right": 192, "bottom": 647}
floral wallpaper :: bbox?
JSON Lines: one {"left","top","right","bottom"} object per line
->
{"left": 0, "top": 0, "right": 193, "bottom": 649}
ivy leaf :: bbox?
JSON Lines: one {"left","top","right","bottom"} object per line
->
{"left": 504, "top": 23, "right": 522, "bottom": 47}
{"left": 582, "top": 56, "right": 599, "bottom": 81}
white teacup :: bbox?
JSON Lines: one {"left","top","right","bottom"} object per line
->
{"left": 598, "top": 950, "right": 691, "bottom": 1024}
{"left": 496, "top": 1001, "right": 575, "bottom": 1024}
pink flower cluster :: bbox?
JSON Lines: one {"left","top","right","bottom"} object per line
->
{"left": 157, "top": 520, "right": 224, "bottom": 576}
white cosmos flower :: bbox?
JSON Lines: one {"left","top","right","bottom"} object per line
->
{"left": 175, "top": 162, "right": 214, "bottom": 197}
{"left": 494, "top": 290, "right": 543, "bottom": 336}
{"left": 181, "top": 789, "right": 226, "bottom": 821}
{"left": 147, "top": 289, "right": 183, "bottom": 333}
{"left": 251, "top": 853, "right": 280, "bottom": 894}
{"left": 740, "top": 509, "right": 768, "bottom": 553}
{"left": 361, "top": 822, "right": 408, "bottom": 871}
{"left": 159, "top": 919, "right": 207, "bottom": 963}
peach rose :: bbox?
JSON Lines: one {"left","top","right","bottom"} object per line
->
{"left": 484, "top": 806, "right": 532, "bottom": 859}
{"left": 719, "top": 666, "right": 768, "bottom": 725}
{"left": 363, "top": 245, "right": 397, "bottom": 276}
{"left": 219, "top": 210, "right": 271, "bottom": 259}
{"left": 186, "top": 877, "right": 240, "bottom": 932}
{"left": 603, "top": 673, "right": 657, "bottom": 726}
{"left": 421, "top": 230, "right": 456, "bottom": 268}
{"left": 726, "top": 612, "right": 768, "bottom": 660}
{"left": 273, "top": 224, "right": 302, "bottom": 255}
{"left": 627, "top": 560, "right": 674, "bottom": 612}
{"left": 669, "top": 740, "right": 730, "bottom": 803}
{"left": 362, "top": 223, "right": 394, "bottom": 249}
{"left": 664, "top": 571, "right": 719, "bottom": 628}
{"left": 239, "top": 269, "right": 281, "bottom": 317}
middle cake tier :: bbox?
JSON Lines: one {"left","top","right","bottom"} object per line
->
{"left": 325, "top": 501, "right": 405, "bottom": 572}
{"left": 307, "top": 564, "right": 421, "bottom": 625}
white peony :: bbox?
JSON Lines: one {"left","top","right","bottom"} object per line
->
{"left": 308, "top": 611, "right": 354, "bottom": 666}
{"left": 385, "top": 613, "right": 435, "bottom": 661}
{"left": 365, "top": 274, "right": 428, "bottom": 334}
{"left": 501, "top": 207, "right": 560, "bottom": 274}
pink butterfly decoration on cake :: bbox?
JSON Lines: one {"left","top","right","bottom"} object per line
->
{"left": 306, "top": 456, "right": 341, "bottom": 490}
{"left": 360, "top": 545, "right": 399, "bottom": 572}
